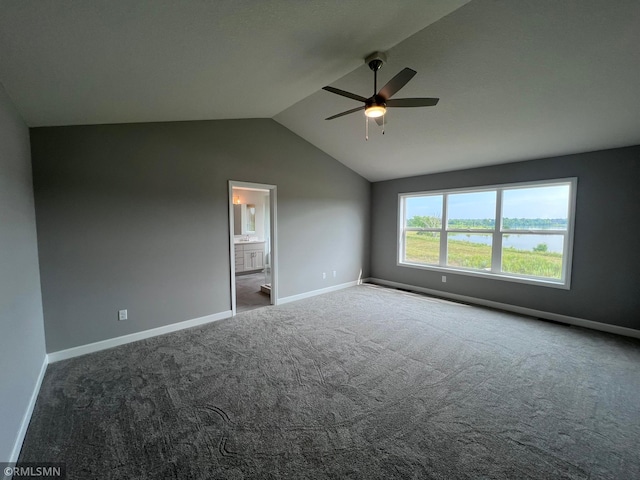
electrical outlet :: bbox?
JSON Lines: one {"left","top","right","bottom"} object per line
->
{"left": 332, "top": 270, "right": 337, "bottom": 278}
{"left": 442, "top": 276, "right": 447, "bottom": 283}
{"left": 322, "top": 272, "right": 326, "bottom": 280}
{"left": 118, "top": 309, "right": 128, "bottom": 321}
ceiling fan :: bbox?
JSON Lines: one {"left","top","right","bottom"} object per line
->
{"left": 323, "top": 52, "right": 439, "bottom": 130}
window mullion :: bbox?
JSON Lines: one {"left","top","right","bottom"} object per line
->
{"left": 491, "top": 189, "right": 503, "bottom": 273}
{"left": 440, "top": 193, "right": 448, "bottom": 266}
{"left": 399, "top": 196, "right": 406, "bottom": 263}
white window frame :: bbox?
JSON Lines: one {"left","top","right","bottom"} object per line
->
{"left": 397, "top": 178, "right": 577, "bottom": 289}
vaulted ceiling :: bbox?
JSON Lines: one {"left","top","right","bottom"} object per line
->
{"left": 1, "top": 0, "right": 638, "bottom": 181}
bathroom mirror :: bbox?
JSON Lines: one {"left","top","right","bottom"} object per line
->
{"left": 246, "top": 204, "right": 256, "bottom": 233}
{"left": 234, "top": 204, "right": 256, "bottom": 235}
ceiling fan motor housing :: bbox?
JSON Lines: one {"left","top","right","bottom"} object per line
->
{"left": 366, "top": 94, "right": 387, "bottom": 109}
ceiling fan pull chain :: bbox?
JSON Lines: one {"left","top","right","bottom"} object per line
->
{"left": 365, "top": 114, "right": 369, "bottom": 141}
{"left": 383, "top": 114, "right": 385, "bottom": 135}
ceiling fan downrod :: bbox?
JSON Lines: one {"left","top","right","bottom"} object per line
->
{"left": 368, "top": 59, "right": 383, "bottom": 94}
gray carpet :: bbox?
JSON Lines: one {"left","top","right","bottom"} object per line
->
{"left": 19, "top": 284, "right": 640, "bottom": 479}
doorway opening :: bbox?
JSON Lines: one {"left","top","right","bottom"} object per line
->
{"left": 228, "top": 181, "right": 278, "bottom": 315}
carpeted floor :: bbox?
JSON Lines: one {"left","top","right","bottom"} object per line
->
{"left": 236, "top": 271, "right": 270, "bottom": 313}
{"left": 19, "top": 284, "right": 640, "bottom": 479}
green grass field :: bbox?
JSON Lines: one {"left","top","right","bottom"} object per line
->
{"left": 404, "top": 232, "right": 562, "bottom": 279}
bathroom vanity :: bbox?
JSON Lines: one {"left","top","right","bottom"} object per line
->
{"left": 234, "top": 241, "right": 265, "bottom": 273}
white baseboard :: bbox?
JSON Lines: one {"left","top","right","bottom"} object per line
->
{"left": 47, "top": 310, "right": 233, "bottom": 363}
{"left": 8, "top": 354, "right": 48, "bottom": 465}
{"left": 278, "top": 280, "right": 359, "bottom": 305}
{"left": 366, "top": 278, "right": 640, "bottom": 340}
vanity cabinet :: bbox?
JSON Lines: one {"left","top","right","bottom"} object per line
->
{"left": 244, "top": 250, "right": 264, "bottom": 270}
{"left": 235, "top": 242, "right": 265, "bottom": 273}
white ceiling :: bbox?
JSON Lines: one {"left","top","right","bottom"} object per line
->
{"left": 276, "top": 0, "right": 640, "bottom": 181}
{"left": 0, "top": 0, "right": 468, "bottom": 126}
{"left": 1, "top": 0, "right": 639, "bottom": 182}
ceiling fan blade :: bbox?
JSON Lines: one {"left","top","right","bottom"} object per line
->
{"left": 378, "top": 68, "right": 417, "bottom": 100}
{"left": 322, "top": 86, "right": 368, "bottom": 103}
{"left": 386, "top": 97, "right": 439, "bottom": 107}
{"left": 325, "top": 105, "right": 365, "bottom": 120}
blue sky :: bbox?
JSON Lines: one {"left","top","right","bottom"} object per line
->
{"left": 406, "top": 185, "right": 570, "bottom": 219}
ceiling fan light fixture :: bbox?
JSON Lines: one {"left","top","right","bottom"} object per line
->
{"left": 365, "top": 105, "right": 386, "bottom": 118}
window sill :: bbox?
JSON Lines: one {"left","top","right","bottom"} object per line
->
{"left": 397, "top": 261, "right": 570, "bottom": 290}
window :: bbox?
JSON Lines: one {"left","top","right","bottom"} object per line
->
{"left": 398, "top": 178, "right": 577, "bottom": 288}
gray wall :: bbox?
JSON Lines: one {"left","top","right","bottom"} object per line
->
{"left": 371, "top": 146, "right": 640, "bottom": 330}
{"left": 30, "top": 119, "right": 370, "bottom": 353}
{"left": 0, "top": 87, "right": 46, "bottom": 460}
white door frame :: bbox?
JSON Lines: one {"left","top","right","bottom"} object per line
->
{"left": 228, "top": 180, "right": 278, "bottom": 315}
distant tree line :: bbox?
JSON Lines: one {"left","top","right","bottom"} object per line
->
{"left": 407, "top": 216, "right": 567, "bottom": 230}
{"left": 407, "top": 215, "right": 442, "bottom": 228}
{"left": 501, "top": 218, "right": 567, "bottom": 230}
